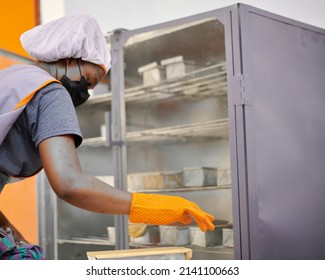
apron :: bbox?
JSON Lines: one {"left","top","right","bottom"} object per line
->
{"left": 0, "top": 65, "right": 58, "bottom": 259}
{"left": 0, "top": 64, "right": 59, "bottom": 146}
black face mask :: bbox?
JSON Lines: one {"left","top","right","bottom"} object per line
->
{"left": 60, "top": 60, "right": 90, "bottom": 107}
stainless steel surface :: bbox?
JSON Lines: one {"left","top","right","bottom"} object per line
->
{"left": 239, "top": 4, "right": 325, "bottom": 259}
{"left": 0, "top": 48, "right": 33, "bottom": 63}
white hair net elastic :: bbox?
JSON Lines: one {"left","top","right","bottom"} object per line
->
{"left": 20, "top": 13, "right": 111, "bottom": 73}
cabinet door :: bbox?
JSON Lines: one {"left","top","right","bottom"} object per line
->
{"left": 239, "top": 5, "right": 325, "bottom": 259}
{"left": 120, "top": 13, "right": 234, "bottom": 260}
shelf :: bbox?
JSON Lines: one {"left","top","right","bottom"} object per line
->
{"left": 81, "top": 136, "right": 107, "bottom": 147}
{"left": 189, "top": 245, "right": 234, "bottom": 260}
{"left": 84, "top": 63, "right": 227, "bottom": 106}
{"left": 124, "top": 63, "right": 227, "bottom": 103}
{"left": 57, "top": 237, "right": 114, "bottom": 246}
{"left": 81, "top": 118, "right": 229, "bottom": 147}
{"left": 128, "top": 118, "right": 229, "bottom": 142}
{"left": 131, "top": 185, "right": 231, "bottom": 193}
{"left": 56, "top": 239, "right": 234, "bottom": 255}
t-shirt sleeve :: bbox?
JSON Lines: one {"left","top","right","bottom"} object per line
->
{"left": 26, "top": 82, "right": 83, "bottom": 148}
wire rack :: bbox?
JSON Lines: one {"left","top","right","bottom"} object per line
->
{"left": 127, "top": 118, "right": 229, "bottom": 142}
{"left": 85, "top": 62, "right": 227, "bottom": 105}
{"left": 81, "top": 62, "right": 229, "bottom": 147}
{"left": 82, "top": 118, "right": 229, "bottom": 147}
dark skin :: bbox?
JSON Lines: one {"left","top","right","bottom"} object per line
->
{"left": 0, "top": 58, "right": 132, "bottom": 244}
{"left": 39, "top": 134, "right": 132, "bottom": 214}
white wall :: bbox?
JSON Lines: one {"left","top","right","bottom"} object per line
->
{"left": 40, "top": 0, "right": 325, "bottom": 33}
{"left": 40, "top": 0, "right": 65, "bottom": 23}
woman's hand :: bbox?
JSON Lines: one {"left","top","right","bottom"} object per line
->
{"left": 130, "top": 193, "right": 215, "bottom": 232}
{"left": 3, "top": 225, "right": 29, "bottom": 245}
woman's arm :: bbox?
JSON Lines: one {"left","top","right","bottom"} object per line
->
{"left": 38, "top": 134, "right": 132, "bottom": 215}
{"left": 38, "top": 134, "right": 215, "bottom": 231}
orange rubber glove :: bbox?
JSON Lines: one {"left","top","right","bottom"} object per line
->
{"left": 129, "top": 193, "right": 215, "bottom": 232}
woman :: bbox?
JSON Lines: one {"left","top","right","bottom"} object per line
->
{"left": 0, "top": 14, "right": 215, "bottom": 260}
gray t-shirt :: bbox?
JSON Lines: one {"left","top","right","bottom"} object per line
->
{"left": 0, "top": 82, "right": 83, "bottom": 191}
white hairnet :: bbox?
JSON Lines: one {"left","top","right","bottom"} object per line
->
{"left": 20, "top": 13, "right": 111, "bottom": 73}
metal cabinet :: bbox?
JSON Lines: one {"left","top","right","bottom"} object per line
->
{"left": 110, "top": 13, "right": 233, "bottom": 260}
{"left": 38, "top": 4, "right": 325, "bottom": 260}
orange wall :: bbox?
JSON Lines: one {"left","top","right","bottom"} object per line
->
{"left": 0, "top": 177, "right": 38, "bottom": 244}
{"left": 0, "top": 0, "right": 39, "bottom": 57}
{"left": 0, "top": 0, "right": 40, "bottom": 244}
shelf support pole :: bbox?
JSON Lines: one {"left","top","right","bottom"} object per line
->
{"left": 110, "top": 30, "right": 129, "bottom": 250}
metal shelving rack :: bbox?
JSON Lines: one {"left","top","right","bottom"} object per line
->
{"left": 83, "top": 119, "right": 229, "bottom": 146}
{"left": 38, "top": 4, "right": 325, "bottom": 260}
{"left": 84, "top": 63, "right": 227, "bottom": 105}
{"left": 106, "top": 14, "right": 234, "bottom": 260}
{"left": 38, "top": 7, "right": 234, "bottom": 261}
{"left": 82, "top": 63, "right": 228, "bottom": 147}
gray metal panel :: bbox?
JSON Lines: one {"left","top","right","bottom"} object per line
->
{"left": 0, "top": 48, "right": 33, "bottom": 63}
{"left": 226, "top": 4, "right": 251, "bottom": 260}
{"left": 240, "top": 4, "right": 325, "bottom": 259}
{"left": 110, "top": 30, "right": 130, "bottom": 250}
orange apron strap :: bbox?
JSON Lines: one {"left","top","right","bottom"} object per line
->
{"left": 14, "top": 79, "right": 60, "bottom": 110}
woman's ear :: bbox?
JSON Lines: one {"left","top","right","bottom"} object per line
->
{"left": 54, "top": 60, "right": 67, "bottom": 80}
